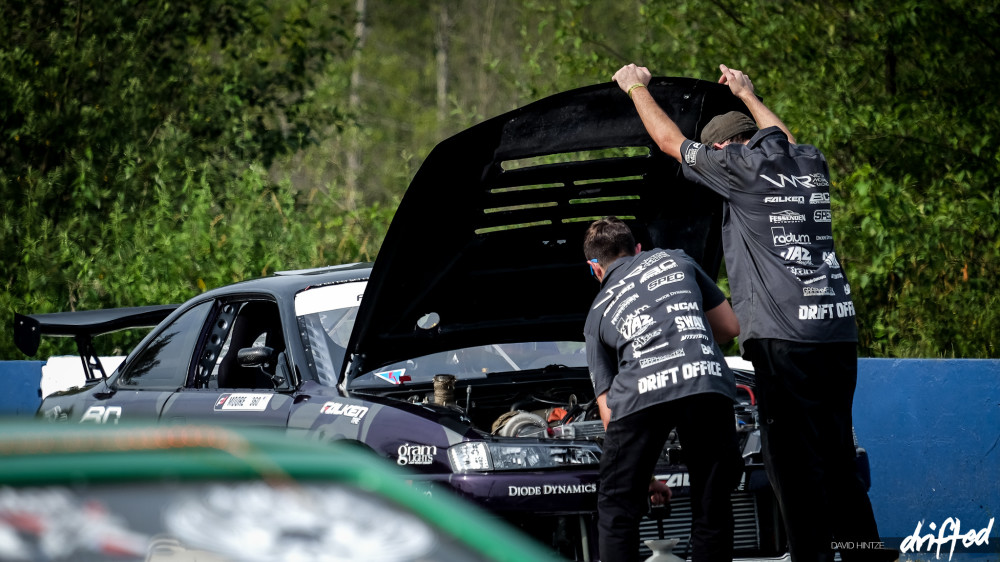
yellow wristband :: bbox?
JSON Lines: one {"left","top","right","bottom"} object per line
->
{"left": 627, "top": 83, "right": 646, "bottom": 99}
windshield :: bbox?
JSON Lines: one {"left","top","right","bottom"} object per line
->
{"left": 351, "top": 341, "right": 587, "bottom": 387}
{"left": 296, "top": 281, "right": 367, "bottom": 386}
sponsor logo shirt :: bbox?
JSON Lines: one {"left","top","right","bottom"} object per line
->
{"left": 584, "top": 249, "right": 736, "bottom": 422}
{"left": 679, "top": 127, "right": 858, "bottom": 351}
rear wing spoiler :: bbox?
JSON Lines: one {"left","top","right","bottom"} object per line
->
{"left": 13, "top": 305, "right": 178, "bottom": 382}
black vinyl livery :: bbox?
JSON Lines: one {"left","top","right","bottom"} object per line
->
{"left": 15, "top": 78, "right": 871, "bottom": 561}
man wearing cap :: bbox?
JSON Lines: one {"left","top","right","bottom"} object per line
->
{"left": 609, "top": 63, "right": 885, "bottom": 562}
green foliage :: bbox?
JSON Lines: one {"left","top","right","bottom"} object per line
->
{"left": 521, "top": 0, "right": 1000, "bottom": 357}
{"left": 0, "top": 0, "right": 389, "bottom": 359}
{"left": 2, "top": 0, "right": 996, "bottom": 360}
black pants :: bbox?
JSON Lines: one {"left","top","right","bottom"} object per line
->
{"left": 744, "top": 339, "right": 886, "bottom": 562}
{"left": 597, "top": 393, "right": 742, "bottom": 562}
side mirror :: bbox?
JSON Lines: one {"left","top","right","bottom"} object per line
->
{"left": 237, "top": 346, "right": 274, "bottom": 367}
{"left": 236, "top": 346, "right": 291, "bottom": 390}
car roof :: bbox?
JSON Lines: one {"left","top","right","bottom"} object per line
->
{"left": 346, "top": 78, "right": 750, "bottom": 377}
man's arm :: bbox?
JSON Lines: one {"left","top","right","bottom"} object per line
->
{"left": 612, "top": 64, "right": 687, "bottom": 162}
{"left": 705, "top": 298, "right": 740, "bottom": 344}
{"left": 718, "top": 64, "right": 796, "bottom": 144}
{"left": 596, "top": 391, "right": 611, "bottom": 430}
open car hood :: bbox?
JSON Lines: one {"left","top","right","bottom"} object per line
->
{"left": 345, "top": 78, "right": 749, "bottom": 381}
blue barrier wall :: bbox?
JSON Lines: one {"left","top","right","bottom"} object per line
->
{"left": 0, "top": 358, "right": 997, "bottom": 557}
{"left": 855, "top": 359, "right": 1000, "bottom": 561}
{"left": 0, "top": 360, "right": 43, "bottom": 416}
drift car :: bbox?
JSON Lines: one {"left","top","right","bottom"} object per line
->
{"left": 14, "top": 78, "right": 871, "bottom": 560}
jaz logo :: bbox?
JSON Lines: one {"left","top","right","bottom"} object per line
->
{"left": 619, "top": 311, "right": 655, "bottom": 340}
{"left": 772, "top": 227, "right": 811, "bottom": 246}
{"left": 80, "top": 406, "right": 122, "bottom": 424}
{"left": 781, "top": 246, "right": 812, "bottom": 264}
{"left": 814, "top": 209, "right": 832, "bottom": 223}
{"left": 810, "top": 192, "right": 830, "bottom": 204}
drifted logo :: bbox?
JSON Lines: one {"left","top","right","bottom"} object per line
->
{"left": 772, "top": 227, "right": 811, "bottom": 247}
{"left": 900, "top": 517, "right": 994, "bottom": 560}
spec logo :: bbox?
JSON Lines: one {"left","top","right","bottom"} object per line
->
{"left": 814, "top": 209, "right": 832, "bottom": 223}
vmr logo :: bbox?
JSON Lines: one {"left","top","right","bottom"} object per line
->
{"left": 759, "top": 172, "right": 830, "bottom": 189}
{"left": 80, "top": 406, "right": 122, "bottom": 424}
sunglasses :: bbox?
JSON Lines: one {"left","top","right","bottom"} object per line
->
{"left": 588, "top": 259, "right": 599, "bottom": 278}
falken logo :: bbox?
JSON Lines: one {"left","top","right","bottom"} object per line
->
{"left": 810, "top": 192, "right": 830, "bottom": 204}
{"left": 764, "top": 195, "right": 805, "bottom": 204}
{"left": 803, "top": 286, "right": 836, "bottom": 297}
{"left": 759, "top": 172, "right": 830, "bottom": 189}
{"left": 648, "top": 272, "right": 685, "bottom": 291}
{"left": 770, "top": 210, "right": 806, "bottom": 224}
{"left": 684, "top": 143, "right": 701, "bottom": 165}
{"left": 772, "top": 227, "right": 811, "bottom": 246}
{"left": 780, "top": 246, "right": 813, "bottom": 264}
{"left": 814, "top": 209, "right": 832, "bottom": 222}
{"left": 320, "top": 401, "right": 369, "bottom": 424}
{"left": 640, "top": 259, "right": 677, "bottom": 284}
{"left": 619, "top": 310, "right": 656, "bottom": 340}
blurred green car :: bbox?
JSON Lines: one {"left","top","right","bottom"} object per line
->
{"left": 0, "top": 422, "right": 563, "bottom": 562}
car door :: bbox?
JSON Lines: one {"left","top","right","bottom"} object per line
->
{"left": 77, "top": 301, "right": 216, "bottom": 424}
{"left": 160, "top": 297, "right": 294, "bottom": 427}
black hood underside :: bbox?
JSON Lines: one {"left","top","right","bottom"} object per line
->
{"left": 347, "top": 78, "right": 750, "bottom": 379}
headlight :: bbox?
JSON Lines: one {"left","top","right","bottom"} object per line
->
{"left": 448, "top": 441, "right": 601, "bottom": 473}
